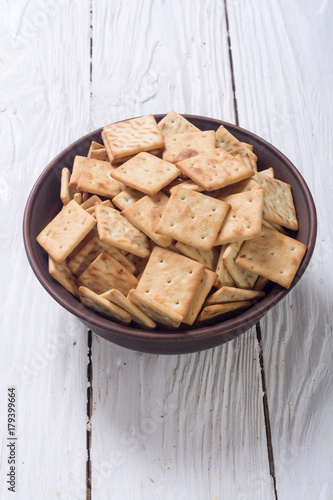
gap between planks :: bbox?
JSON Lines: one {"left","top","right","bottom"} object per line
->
{"left": 224, "top": 1, "right": 278, "bottom": 496}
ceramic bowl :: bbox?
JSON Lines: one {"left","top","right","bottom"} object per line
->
{"left": 23, "top": 114, "right": 317, "bottom": 354}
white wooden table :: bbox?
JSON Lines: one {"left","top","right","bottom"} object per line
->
{"left": 1, "top": 1, "right": 332, "bottom": 499}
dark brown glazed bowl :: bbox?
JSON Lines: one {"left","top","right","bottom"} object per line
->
{"left": 23, "top": 114, "right": 317, "bottom": 354}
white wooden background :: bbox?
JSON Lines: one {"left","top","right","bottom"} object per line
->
{"left": 0, "top": 1, "right": 332, "bottom": 499}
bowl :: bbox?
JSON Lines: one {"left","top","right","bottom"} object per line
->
{"left": 23, "top": 114, "right": 317, "bottom": 354}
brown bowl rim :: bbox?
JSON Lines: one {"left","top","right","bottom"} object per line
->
{"left": 23, "top": 114, "right": 317, "bottom": 348}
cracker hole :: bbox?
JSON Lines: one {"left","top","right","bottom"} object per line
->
{"left": 279, "top": 270, "right": 284, "bottom": 274}
{"left": 159, "top": 259, "right": 164, "bottom": 263}
{"left": 170, "top": 222, "right": 175, "bottom": 227}
{"left": 167, "top": 279, "right": 172, "bottom": 284}
{"left": 189, "top": 270, "right": 193, "bottom": 274}
{"left": 201, "top": 235, "right": 206, "bottom": 239}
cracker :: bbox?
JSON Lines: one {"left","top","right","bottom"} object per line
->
{"left": 36, "top": 199, "right": 97, "bottom": 263}
{"left": 122, "top": 192, "right": 173, "bottom": 247}
{"left": 162, "top": 130, "right": 216, "bottom": 164}
{"left": 60, "top": 167, "right": 76, "bottom": 205}
{"left": 128, "top": 289, "right": 183, "bottom": 329}
{"left": 136, "top": 246, "right": 206, "bottom": 320}
{"left": 223, "top": 241, "right": 258, "bottom": 289}
{"left": 235, "top": 225, "right": 307, "bottom": 288}
{"left": 205, "top": 286, "right": 265, "bottom": 305}
{"left": 214, "top": 188, "right": 264, "bottom": 245}
{"left": 217, "top": 177, "right": 261, "bottom": 198}
{"left": 214, "top": 244, "right": 235, "bottom": 288}
{"left": 87, "top": 141, "right": 109, "bottom": 161}
{"left": 68, "top": 234, "right": 136, "bottom": 277}
{"left": 167, "top": 179, "right": 205, "bottom": 194}
{"left": 176, "top": 148, "right": 254, "bottom": 191}
{"left": 156, "top": 187, "right": 230, "bottom": 252}
{"left": 48, "top": 256, "right": 79, "bottom": 298}
{"left": 73, "top": 192, "right": 82, "bottom": 205}
{"left": 182, "top": 269, "right": 217, "bottom": 325}
{"left": 69, "top": 156, "right": 87, "bottom": 188}
{"left": 254, "top": 276, "right": 270, "bottom": 291}
{"left": 77, "top": 158, "right": 124, "bottom": 198}
{"left": 175, "top": 242, "right": 218, "bottom": 271}
{"left": 102, "top": 114, "right": 164, "bottom": 162}
{"left": 157, "top": 111, "right": 200, "bottom": 135}
{"left": 79, "top": 286, "right": 131, "bottom": 323}
{"left": 215, "top": 125, "right": 257, "bottom": 162}
{"left": 101, "top": 289, "right": 156, "bottom": 329}
{"left": 111, "top": 152, "right": 180, "bottom": 196}
{"left": 80, "top": 195, "right": 103, "bottom": 211}
{"left": 112, "top": 187, "right": 144, "bottom": 210}
{"left": 241, "top": 142, "right": 254, "bottom": 152}
{"left": 95, "top": 204, "right": 150, "bottom": 258}
{"left": 76, "top": 250, "right": 138, "bottom": 295}
{"left": 197, "top": 301, "right": 252, "bottom": 323}
{"left": 253, "top": 172, "right": 298, "bottom": 230}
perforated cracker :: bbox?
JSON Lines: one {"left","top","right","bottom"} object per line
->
{"left": 48, "top": 256, "right": 79, "bottom": 298}
{"left": 197, "top": 301, "right": 252, "bottom": 323}
{"left": 122, "top": 192, "right": 173, "bottom": 248}
{"left": 128, "top": 289, "right": 183, "bottom": 329}
{"left": 223, "top": 241, "right": 258, "bottom": 289}
{"left": 76, "top": 250, "right": 138, "bottom": 295}
{"left": 36, "top": 199, "right": 97, "bottom": 263}
{"left": 68, "top": 234, "right": 136, "bottom": 277}
{"left": 157, "top": 111, "right": 200, "bottom": 135}
{"left": 112, "top": 187, "right": 144, "bottom": 210}
{"left": 215, "top": 125, "right": 257, "bottom": 162}
{"left": 182, "top": 269, "right": 217, "bottom": 325}
{"left": 95, "top": 204, "right": 150, "bottom": 258}
{"left": 111, "top": 152, "right": 180, "bottom": 196}
{"left": 162, "top": 130, "right": 216, "bottom": 164}
{"left": 136, "top": 246, "right": 206, "bottom": 320}
{"left": 176, "top": 148, "right": 254, "bottom": 191}
{"left": 205, "top": 286, "right": 265, "bottom": 305}
{"left": 60, "top": 167, "right": 76, "bottom": 205}
{"left": 253, "top": 172, "right": 298, "bottom": 230}
{"left": 235, "top": 225, "right": 307, "bottom": 288}
{"left": 214, "top": 188, "right": 264, "bottom": 245}
{"left": 87, "top": 141, "right": 109, "bottom": 161}
{"left": 214, "top": 245, "right": 235, "bottom": 288}
{"left": 101, "top": 289, "right": 156, "bottom": 329}
{"left": 175, "top": 242, "right": 218, "bottom": 271}
{"left": 77, "top": 158, "right": 124, "bottom": 198}
{"left": 156, "top": 187, "right": 230, "bottom": 252}
{"left": 102, "top": 114, "right": 164, "bottom": 162}
{"left": 69, "top": 156, "right": 87, "bottom": 188}
{"left": 79, "top": 286, "right": 131, "bottom": 323}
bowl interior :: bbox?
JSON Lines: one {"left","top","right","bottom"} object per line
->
{"left": 23, "top": 114, "right": 317, "bottom": 354}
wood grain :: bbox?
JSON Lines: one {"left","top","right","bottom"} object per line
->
{"left": 0, "top": 1, "right": 90, "bottom": 498}
{"left": 227, "top": 0, "right": 333, "bottom": 498}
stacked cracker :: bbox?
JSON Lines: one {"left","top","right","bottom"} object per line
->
{"left": 37, "top": 112, "right": 307, "bottom": 329}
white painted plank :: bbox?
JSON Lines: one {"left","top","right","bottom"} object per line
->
{"left": 227, "top": 0, "right": 333, "bottom": 498}
{"left": 90, "top": 1, "right": 274, "bottom": 498}
{"left": 0, "top": 1, "right": 91, "bottom": 498}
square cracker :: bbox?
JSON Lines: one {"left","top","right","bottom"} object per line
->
{"left": 76, "top": 250, "right": 138, "bottom": 295}
{"left": 175, "top": 242, "right": 218, "bottom": 271}
{"left": 205, "top": 286, "right": 265, "bottom": 305}
{"left": 69, "top": 156, "right": 87, "bottom": 188}
{"left": 102, "top": 114, "right": 164, "bottom": 162}
{"left": 68, "top": 234, "right": 136, "bottom": 277}
{"left": 111, "top": 152, "right": 180, "bottom": 196}
{"left": 214, "top": 188, "right": 264, "bottom": 245}
{"left": 122, "top": 192, "right": 173, "bottom": 248}
{"left": 95, "top": 204, "right": 150, "bottom": 258}
{"left": 156, "top": 186, "right": 230, "bottom": 252}
{"left": 79, "top": 286, "right": 131, "bottom": 323}
{"left": 182, "top": 269, "right": 217, "bottom": 325}
{"left": 217, "top": 177, "right": 261, "bottom": 198}
{"left": 176, "top": 148, "right": 254, "bottom": 191}
{"left": 223, "top": 241, "right": 258, "bottom": 289}
{"left": 36, "top": 199, "right": 97, "bottom": 263}
{"left": 112, "top": 187, "right": 144, "bottom": 211}
{"left": 197, "top": 301, "right": 252, "bottom": 323}
{"left": 48, "top": 256, "right": 79, "bottom": 298}
{"left": 253, "top": 172, "right": 298, "bottom": 230}
{"left": 101, "top": 289, "right": 156, "bottom": 329}
{"left": 77, "top": 158, "right": 124, "bottom": 198}
{"left": 215, "top": 125, "right": 257, "bottom": 162}
{"left": 87, "top": 141, "right": 109, "bottom": 161}
{"left": 157, "top": 111, "right": 200, "bottom": 135}
{"left": 162, "top": 130, "right": 216, "bottom": 164}
{"left": 136, "top": 246, "right": 206, "bottom": 320}
{"left": 235, "top": 225, "right": 307, "bottom": 288}
{"left": 60, "top": 167, "right": 77, "bottom": 205}
{"left": 214, "top": 245, "right": 235, "bottom": 288}
{"left": 128, "top": 289, "right": 183, "bottom": 329}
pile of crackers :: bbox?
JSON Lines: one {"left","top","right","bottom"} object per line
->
{"left": 36, "top": 111, "right": 307, "bottom": 329}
